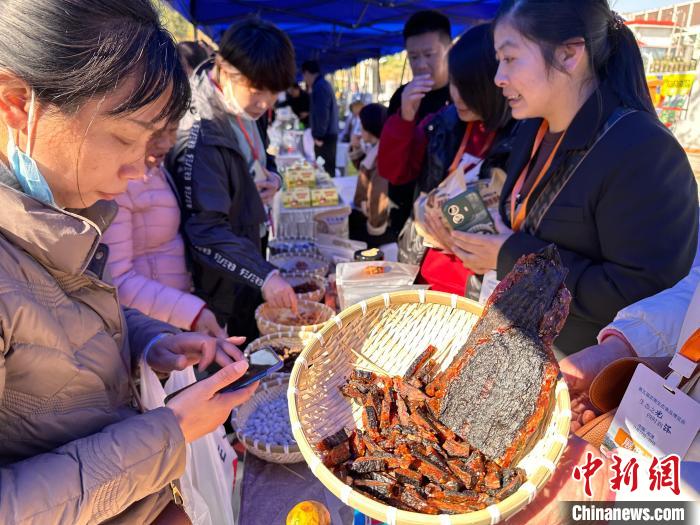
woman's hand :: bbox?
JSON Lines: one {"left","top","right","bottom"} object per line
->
{"left": 192, "top": 307, "right": 226, "bottom": 338}
{"left": 147, "top": 333, "right": 246, "bottom": 374}
{"left": 262, "top": 273, "right": 298, "bottom": 313}
{"left": 560, "top": 334, "right": 635, "bottom": 396}
{"left": 256, "top": 172, "right": 280, "bottom": 206}
{"left": 450, "top": 211, "right": 513, "bottom": 275}
{"left": 167, "top": 360, "right": 258, "bottom": 443}
{"left": 423, "top": 202, "right": 454, "bottom": 253}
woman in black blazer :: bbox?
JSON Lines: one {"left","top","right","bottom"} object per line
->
{"left": 449, "top": 0, "right": 698, "bottom": 355}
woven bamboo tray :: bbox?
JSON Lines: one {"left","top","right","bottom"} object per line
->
{"left": 285, "top": 273, "right": 327, "bottom": 303}
{"left": 271, "top": 252, "right": 329, "bottom": 279}
{"left": 255, "top": 300, "right": 335, "bottom": 336}
{"left": 287, "top": 290, "right": 571, "bottom": 525}
{"left": 231, "top": 375, "right": 303, "bottom": 464}
{"left": 245, "top": 332, "right": 314, "bottom": 374}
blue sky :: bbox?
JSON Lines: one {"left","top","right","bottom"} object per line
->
{"left": 612, "top": 0, "right": 676, "bottom": 13}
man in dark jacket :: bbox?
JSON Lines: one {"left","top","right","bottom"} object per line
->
{"left": 379, "top": 10, "right": 453, "bottom": 238}
{"left": 168, "top": 19, "right": 297, "bottom": 341}
{"left": 278, "top": 83, "right": 310, "bottom": 128}
{"left": 302, "top": 60, "right": 339, "bottom": 176}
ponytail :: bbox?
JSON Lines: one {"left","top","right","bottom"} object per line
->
{"left": 496, "top": 0, "right": 656, "bottom": 116}
{"left": 603, "top": 22, "right": 655, "bottom": 114}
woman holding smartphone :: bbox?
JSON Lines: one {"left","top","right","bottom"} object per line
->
{"left": 0, "top": 1, "right": 256, "bottom": 522}
{"left": 451, "top": 0, "right": 698, "bottom": 355}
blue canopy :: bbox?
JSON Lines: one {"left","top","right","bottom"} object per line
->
{"left": 166, "top": 1, "right": 501, "bottom": 71}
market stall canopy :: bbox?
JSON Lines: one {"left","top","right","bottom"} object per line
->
{"left": 165, "top": 0, "right": 501, "bottom": 71}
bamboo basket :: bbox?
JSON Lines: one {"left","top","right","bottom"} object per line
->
{"left": 270, "top": 252, "right": 329, "bottom": 279}
{"left": 268, "top": 237, "right": 318, "bottom": 257}
{"left": 255, "top": 300, "right": 335, "bottom": 336}
{"left": 245, "top": 332, "right": 314, "bottom": 374}
{"left": 285, "top": 273, "right": 327, "bottom": 303}
{"left": 231, "top": 375, "right": 303, "bottom": 463}
{"left": 287, "top": 290, "right": 571, "bottom": 525}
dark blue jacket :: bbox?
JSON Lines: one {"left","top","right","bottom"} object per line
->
{"left": 167, "top": 61, "right": 276, "bottom": 320}
{"left": 309, "top": 75, "right": 339, "bottom": 140}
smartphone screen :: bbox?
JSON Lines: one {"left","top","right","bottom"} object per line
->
{"left": 441, "top": 189, "right": 496, "bottom": 234}
{"left": 164, "top": 347, "right": 285, "bottom": 405}
{"left": 216, "top": 347, "right": 284, "bottom": 394}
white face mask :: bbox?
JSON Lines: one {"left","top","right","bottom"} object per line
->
{"left": 219, "top": 70, "right": 257, "bottom": 121}
{"left": 6, "top": 90, "right": 55, "bottom": 205}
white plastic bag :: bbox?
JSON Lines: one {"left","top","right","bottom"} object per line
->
{"left": 139, "top": 361, "right": 236, "bottom": 525}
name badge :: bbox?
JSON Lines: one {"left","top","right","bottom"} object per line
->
{"left": 604, "top": 364, "right": 699, "bottom": 459}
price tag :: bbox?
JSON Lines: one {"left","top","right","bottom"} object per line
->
{"left": 604, "top": 364, "right": 700, "bottom": 459}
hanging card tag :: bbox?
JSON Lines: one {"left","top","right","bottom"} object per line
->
{"left": 252, "top": 159, "right": 267, "bottom": 183}
{"left": 604, "top": 364, "right": 700, "bottom": 460}
{"left": 479, "top": 270, "right": 499, "bottom": 305}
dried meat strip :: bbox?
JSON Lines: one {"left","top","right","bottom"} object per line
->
{"left": 349, "top": 456, "right": 387, "bottom": 474}
{"left": 434, "top": 247, "right": 568, "bottom": 467}
{"left": 322, "top": 440, "right": 351, "bottom": 467}
{"left": 404, "top": 345, "right": 437, "bottom": 383}
{"left": 318, "top": 428, "right": 349, "bottom": 451}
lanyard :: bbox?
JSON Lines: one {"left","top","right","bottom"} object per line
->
{"left": 447, "top": 122, "right": 497, "bottom": 175}
{"left": 235, "top": 115, "right": 261, "bottom": 162}
{"left": 509, "top": 121, "right": 567, "bottom": 231}
{"left": 679, "top": 329, "right": 700, "bottom": 362}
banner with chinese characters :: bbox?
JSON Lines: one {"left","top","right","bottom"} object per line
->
{"left": 647, "top": 72, "right": 698, "bottom": 128}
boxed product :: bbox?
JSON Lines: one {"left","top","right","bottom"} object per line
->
{"left": 282, "top": 187, "right": 311, "bottom": 208}
{"left": 311, "top": 188, "right": 339, "bottom": 207}
{"left": 284, "top": 168, "right": 316, "bottom": 189}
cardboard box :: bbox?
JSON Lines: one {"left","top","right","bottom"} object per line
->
{"left": 311, "top": 188, "right": 339, "bottom": 207}
{"left": 282, "top": 187, "right": 311, "bottom": 208}
{"left": 284, "top": 168, "right": 316, "bottom": 189}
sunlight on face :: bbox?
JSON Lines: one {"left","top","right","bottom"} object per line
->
{"left": 406, "top": 31, "right": 450, "bottom": 87}
{"left": 449, "top": 82, "right": 481, "bottom": 123}
{"left": 493, "top": 20, "right": 559, "bottom": 121}
{"left": 28, "top": 78, "right": 173, "bottom": 208}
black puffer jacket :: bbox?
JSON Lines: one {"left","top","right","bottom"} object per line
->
{"left": 167, "top": 60, "right": 275, "bottom": 321}
{"left": 418, "top": 105, "right": 518, "bottom": 197}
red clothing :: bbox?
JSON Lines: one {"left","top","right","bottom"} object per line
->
{"left": 377, "top": 108, "right": 493, "bottom": 187}
{"left": 377, "top": 106, "right": 493, "bottom": 295}
{"left": 419, "top": 249, "right": 473, "bottom": 295}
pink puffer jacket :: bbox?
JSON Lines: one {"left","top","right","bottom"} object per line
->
{"left": 103, "top": 166, "right": 205, "bottom": 330}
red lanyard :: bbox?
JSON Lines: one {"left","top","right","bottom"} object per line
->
{"left": 235, "top": 115, "right": 260, "bottom": 162}
{"left": 447, "top": 122, "right": 497, "bottom": 174}
{"left": 509, "top": 121, "right": 566, "bottom": 231}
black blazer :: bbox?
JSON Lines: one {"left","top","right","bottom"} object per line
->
{"left": 497, "top": 84, "right": 698, "bottom": 354}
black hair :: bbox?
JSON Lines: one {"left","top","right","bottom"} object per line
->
{"left": 177, "top": 41, "right": 212, "bottom": 73}
{"left": 449, "top": 24, "right": 511, "bottom": 131}
{"left": 301, "top": 60, "right": 321, "bottom": 75}
{"left": 359, "top": 103, "right": 388, "bottom": 139}
{"left": 0, "top": 0, "right": 190, "bottom": 123}
{"left": 219, "top": 18, "right": 296, "bottom": 92}
{"left": 495, "top": 0, "right": 655, "bottom": 114}
{"left": 403, "top": 10, "right": 452, "bottom": 44}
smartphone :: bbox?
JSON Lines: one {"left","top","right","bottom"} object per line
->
{"left": 442, "top": 188, "right": 497, "bottom": 234}
{"left": 164, "top": 347, "right": 284, "bottom": 404}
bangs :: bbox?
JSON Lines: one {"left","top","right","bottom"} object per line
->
{"left": 105, "top": 21, "right": 190, "bottom": 123}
